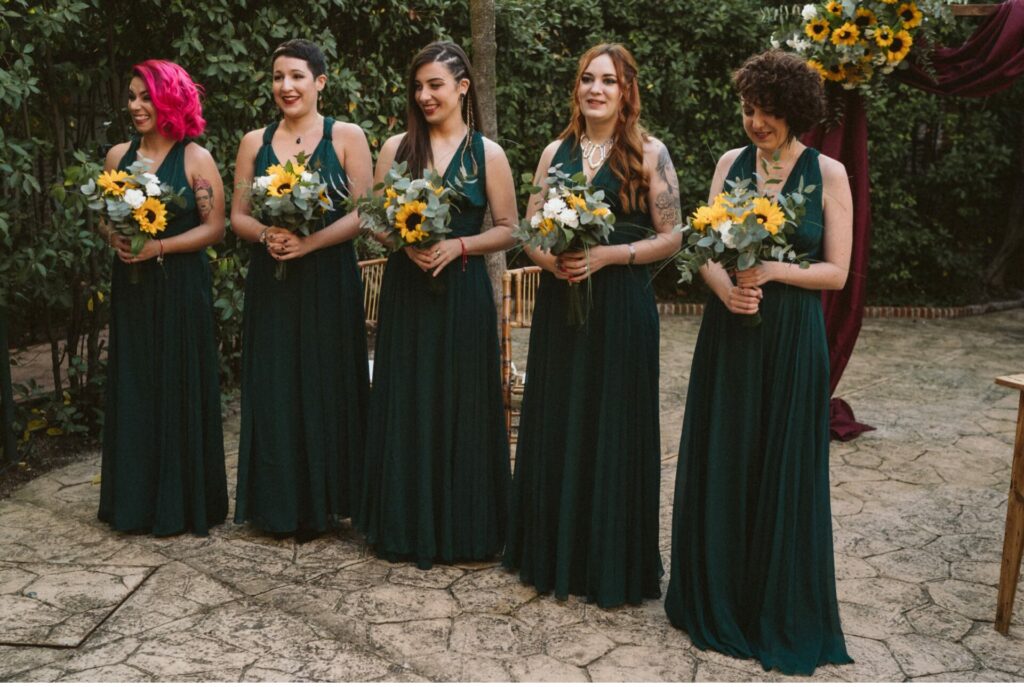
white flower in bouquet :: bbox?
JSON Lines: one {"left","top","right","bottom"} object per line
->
{"left": 123, "top": 187, "right": 146, "bottom": 209}
{"left": 557, "top": 207, "right": 580, "bottom": 228}
{"left": 801, "top": 4, "right": 818, "bottom": 21}
{"left": 543, "top": 195, "right": 567, "bottom": 219}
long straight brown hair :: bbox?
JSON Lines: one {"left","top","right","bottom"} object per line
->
{"left": 560, "top": 43, "right": 649, "bottom": 213}
{"left": 395, "top": 41, "right": 482, "bottom": 179}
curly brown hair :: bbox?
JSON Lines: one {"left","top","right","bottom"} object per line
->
{"left": 732, "top": 50, "right": 824, "bottom": 140}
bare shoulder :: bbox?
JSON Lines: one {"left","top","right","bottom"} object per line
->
{"left": 380, "top": 133, "right": 406, "bottom": 156}
{"left": 104, "top": 141, "right": 131, "bottom": 169}
{"left": 539, "top": 138, "right": 562, "bottom": 164}
{"left": 643, "top": 135, "right": 668, "bottom": 157}
{"left": 479, "top": 135, "right": 509, "bottom": 163}
{"left": 717, "top": 147, "right": 745, "bottom": 172}
{"left": 817, "top": 152, "right": 848, "bottom": 185}
{"left": 332, "top": 120, "right": 368, "bottom": 143}
{"left": 184, "top": 141, "right": 215, "bottom": 165}
{"left": 237, "top": 128, "right": 266, "bottom": 155}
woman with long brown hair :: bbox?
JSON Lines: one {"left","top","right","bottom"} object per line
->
{"left": 503, "top": 43, "right": 681, "bottom": 607}
{"left": 355, "top": 41, "right": 519, "bottom": 568}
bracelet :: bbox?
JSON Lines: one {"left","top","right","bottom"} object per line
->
{"left": 627, "top": 243, "right": 636, "bottom": 265}
{"left": 259, "top": 226, "right": 269, "bottom": 245}
{"left": 458, "top": 237, "right": 467, "bottom": 272}
{"left": 157, "top": 239, "right": 165, "bottom": 265}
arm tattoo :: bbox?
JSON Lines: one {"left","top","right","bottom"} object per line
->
{"left": 193, "top": 175, "right": 214, "bottom": 222}
{"left": 654, "top": 144, "right": 681, "bottom": 226}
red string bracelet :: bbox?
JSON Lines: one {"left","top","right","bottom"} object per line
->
{"left": 458, "top": 237, "right": 467, "bottom": 272}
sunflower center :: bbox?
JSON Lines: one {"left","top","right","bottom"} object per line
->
{"left": 407, "top": 213, "right": 423, "bottom": 229}
{"left": 891, "top": 37, "right": 904, "bottom": 51}
{"left": 145, "top": 209, "right": 157, "bottom": 222}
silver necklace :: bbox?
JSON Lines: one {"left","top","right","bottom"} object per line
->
{"left": 581, "top": 134, "right": 614, "bottom": 170}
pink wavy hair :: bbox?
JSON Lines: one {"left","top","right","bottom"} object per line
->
{"left": 131, "top": 59, "right": 206, "bottom": 140}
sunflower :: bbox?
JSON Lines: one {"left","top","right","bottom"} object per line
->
{"left": 886, "top": 30, "right": 913, "bottom": 64}
{"left": 897, "top": 2, "right": 923, "bottom": 29}
{"left": 831, "top": 22, "right": 860, "bottom": 47}
{"left": 592, "top": 207, "right": 610, "bottom": 218}
{"left": 824, "top": 62, "right": 847, "bottom": 82}
{"left": 825, "top": 1, "right": 844, "bottom": 15}
{"left": 880, "top": 0, "right": 897, "bottom": 3}
{"left": 806, "top": 59, "right": 829, "bottom": 81}
{"left": 537, "top": 217, "right": 556, "bottom": 236}
{"left": 874, "top": 25, "right": 895, "bottom": 47}
{"left": 854, "top": 7, "right": 877, "bottom": 28}
{"left": 97, "top": 169, "right": 136, "bottom": 197}
{"left": 383, "top": 186, "right": 399, "bottom": 209}
{"left": 751, "top": 197, "right": 786, "bottom": 235}
{"left": 805, "top": 18, "right": 831, "bottom": 42}
{"left": 395, "top": 200, "right": 428, "bottom": 243}
{"left": 567, "top": 193, "right": 588, "bottom": 212}
{"left": 267, "top": 171, "right": 300, "bottom": 197}
{"left": 133, "top": 197, "right": 168, "bottom": 235}
{"left": 690, "top": 205, "right": 716, "bottom": 232}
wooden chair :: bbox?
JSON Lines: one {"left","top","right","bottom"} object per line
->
{"left": 501, "top": 266, "right": 542, "bottom": 441}
{"left": 358, "top": 258, "right": 387, "bottom": 331}
{"left": 995, "top": 373, "right": 1024, "bottom": 634}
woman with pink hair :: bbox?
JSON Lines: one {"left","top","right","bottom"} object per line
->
{"left": 97, "top": 59, "right": 228, "bottom": 535}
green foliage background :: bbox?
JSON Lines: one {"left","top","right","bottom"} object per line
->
{"left": 1, "top": 0, "right": 1022, "bottom": 444}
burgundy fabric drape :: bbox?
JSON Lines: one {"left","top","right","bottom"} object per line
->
{"left": 803, "top": 0, "right": 1024, "bottom": 440}
{"left": 802, "top": 92, "right": 875, "bottom": 441}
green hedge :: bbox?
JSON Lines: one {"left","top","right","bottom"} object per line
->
{"left": 1, "top": 0, "right": 1021, "bottom": 446}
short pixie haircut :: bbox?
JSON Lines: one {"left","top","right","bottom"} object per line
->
{"left": 732, "top": 50, "right": 824, "bottom": 140}
{"left": 132, "top": 59, "right": 206, "bottom": 141}
{"left": 271, "top": 39, "right": 327, "bottom": 78}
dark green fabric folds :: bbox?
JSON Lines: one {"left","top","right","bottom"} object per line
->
{"left": 99, "top": 139, "right": 227, "bottom": 536}
{"left": 503, "top": 137, "right": 664, "bottom": 607}
{"left": 235, "top": 117, "right": 370, "bottom": 534}
{"left": 664, "top": 145, "right": 853, "bottom": 675}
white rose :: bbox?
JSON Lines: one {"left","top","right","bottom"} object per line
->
{"left": 123, "top": 188, "right": 146, "bottom": 209}
{"left": 141, "top": 172, "right": 159, "bottom": 184}
{"left": 770, "top": 37, "right": 781, "bottom": 49}
{"left": 557, "top": 208, "right": 579, "bottom": 228}
{"left": 801, "top": 4, "right": 818, "bottom": 21}
{"left": 717, "top": 220, "right": 738, "bottom": 249}
{"left": 255, "top": 176, "right": 272, "bottom": 191}
{"left": 786, "top": 37, "right": 811, "bottom": 53}
{"left": 300, "top": 171, "right": 312, "bottom": 182}
{"left": 530, "top": 213, "right": 542, "bottom": 228}
{"left": 543, "top": 197, "right": 567, "bottom": 219}
{"left": 145, "top": 181, "right": 162, "bottom": 197}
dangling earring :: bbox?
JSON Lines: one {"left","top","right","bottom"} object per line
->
{"left": 464, "top": 92, "right": 475, "bottom": 132}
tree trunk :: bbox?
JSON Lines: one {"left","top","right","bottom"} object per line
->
{"left": 984, "top": 112, "right": 1024, "bottom": 290}
{"left": 469, "top": 0, "right": 507, "bottom": 312}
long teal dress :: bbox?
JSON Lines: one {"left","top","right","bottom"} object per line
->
{"left": 664, "top": 145, "right": 852, "bottom": 675}
{"left": 503, "top": 137, "right": 664, "bottom": 608}
{"left": 235, "top": 117, "right": 369, "bottom": 534}
{"left": 356, "top": 131, "right": 509, "bottom": 568}
{"left": 99, "top": 139, "right": 227, "bottom": 536}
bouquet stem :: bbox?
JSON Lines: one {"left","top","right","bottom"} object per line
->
{"left": 741, "top": 311, "right": 762, "bottom": 327}
{"left": 566, "top": 281, "right": 588, "bottom": 328}
{"left": 274, "top": 262, "right": 287, "bottom": 281}
{"left": 127, "top": 264, "right": 141, "bottom": 285}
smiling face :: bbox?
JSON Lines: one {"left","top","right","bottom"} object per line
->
{"left": 576, "top": 53, "right": 622, "bottom": 129}
{"left": 413, "top": 61, "right": 468, "bottom": 126}
{"left": 127, "top": 76, "right": 157, "bottom": 135}
{"left": 741, "top": 100, "right": 792, "bottom": 153}
{"left": 272, "top": 55, "right": 325, "bottom": 117}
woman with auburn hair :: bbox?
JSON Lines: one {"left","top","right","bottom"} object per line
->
{"left": 503, "top": 43, "right": 681, "bottom": 607}
{"left": 230, "top": 39, "right": 373, "bottom": 540}
{"left": 664, "top": 50, "right": 853, "bottom": 675}
{"left": 355, "top": 41, "right": 518, "bottom": 568}
{"left": 98, "top": 59, "right": 227, "bottom": 535}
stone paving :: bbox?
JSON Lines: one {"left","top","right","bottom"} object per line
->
{"left": 1, "top": 310, "right": 1024, "bottom": 681}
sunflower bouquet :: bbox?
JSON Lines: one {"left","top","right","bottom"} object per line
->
{"left": 675, "top": 172, "right": 813, "bottom": 326}
{"left": 349, "top": 160, "right": 458, "bottom": 292}
{"left": 770, "top": 1, "right": 951, "bottom": 94}
{"left": 514, "top": 164, "right": 616, "bottom": 327}
{"left": 250, "top": 151, "right": 334, "bottom": 280}
{"left": 80, "top": 156, "right": 183, "bottom": 284}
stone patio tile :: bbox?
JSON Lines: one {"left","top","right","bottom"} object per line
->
{"left": 451, "top": 565, "right": 538, "bottom": 614}
{"left": 449, "top": 613, "right": 535, "bottom": 659}
{"left": 340, "top": 584, "right": 458, "bottom": 624}
{"left": 905, "top": 604, "right": 973, "bottom": 641}
{"left": 387, "top": 562, "right": 465, "bottom": 589}
{"left": 866, "top": 548, "right": 949, "bottom": 583}
{"left": 0, "top": 645, "right": 67, "bottom": 680}
{"left": 928, "top": 578, "right": 1006, "bottom": 622}
{"left": 58, "top": 663, "right": 154, "bottom": 682}
{"left": 408, "top": 650, "right": 513, "bottom": 681}
{"left": 836, "top": 576, "right": 930, "bottom": 614}
{"left": 368, "top": 618, "right": 451, "bottom": 659}
{"left": 961, "top": 625, "right": 1024, "bottom": 676}
{"left": 826, "top": 635, "right": 904, "bottom": 682}
{"left": 888, "top": 633, "right": 978, "bottom": 677}
{"left": 125, "top": 628, "right": 256, "bottom": 678}
{"left": 588, "top": 644, "right": 696, "bottom": 682}
{"left": 0, "top": 562, "right": 150, "bottom": 647}
{"left": 838, "top": 601, "right": 913, "bottom": 640}
{"left": 910, "top": 669, "right": 1020, "bottom": 682}
{"left": 544, "top": 623, "right": 617, "bottom": 666}
{"left": 507, "top": 653, "right": 589, "bottom": 682}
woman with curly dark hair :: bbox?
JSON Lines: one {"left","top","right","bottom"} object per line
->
{"left": 664, "top": 49, "right": 854, "bottom": 674}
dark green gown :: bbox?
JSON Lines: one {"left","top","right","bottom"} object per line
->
{"left": 99, "top": 139, "right": 227, "bottom": 536}
{"left": 235, "top": 117, "right": 369, "bottom": 534}
{"left": 356, "top": 131, "right": 509, "bottom": 568}
{"left": 503, "top": 137, "right": 664, "bottom": 608}
{"left": 664, "top": 145, "right": 852, "bottom": 675}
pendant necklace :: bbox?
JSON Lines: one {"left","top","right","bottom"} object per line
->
{"left": 284, "top": 115, "right": 322, "bottom": 145}
{"left": 581, "top": 134, "right": 614, "bottom": 170}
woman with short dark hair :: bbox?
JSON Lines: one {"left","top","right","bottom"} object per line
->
{"left": 230, "top": 39, "right": 373, "bottom": 540}
{"left": 664, "top": 49, "right": 854, "bottom": 674}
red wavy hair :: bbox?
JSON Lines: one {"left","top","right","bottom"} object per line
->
{"left": 560, "top": 44, "right": 649, "bottom": 213}
{"left": 132, "top": 59, "right": 206, "bottom": 141}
